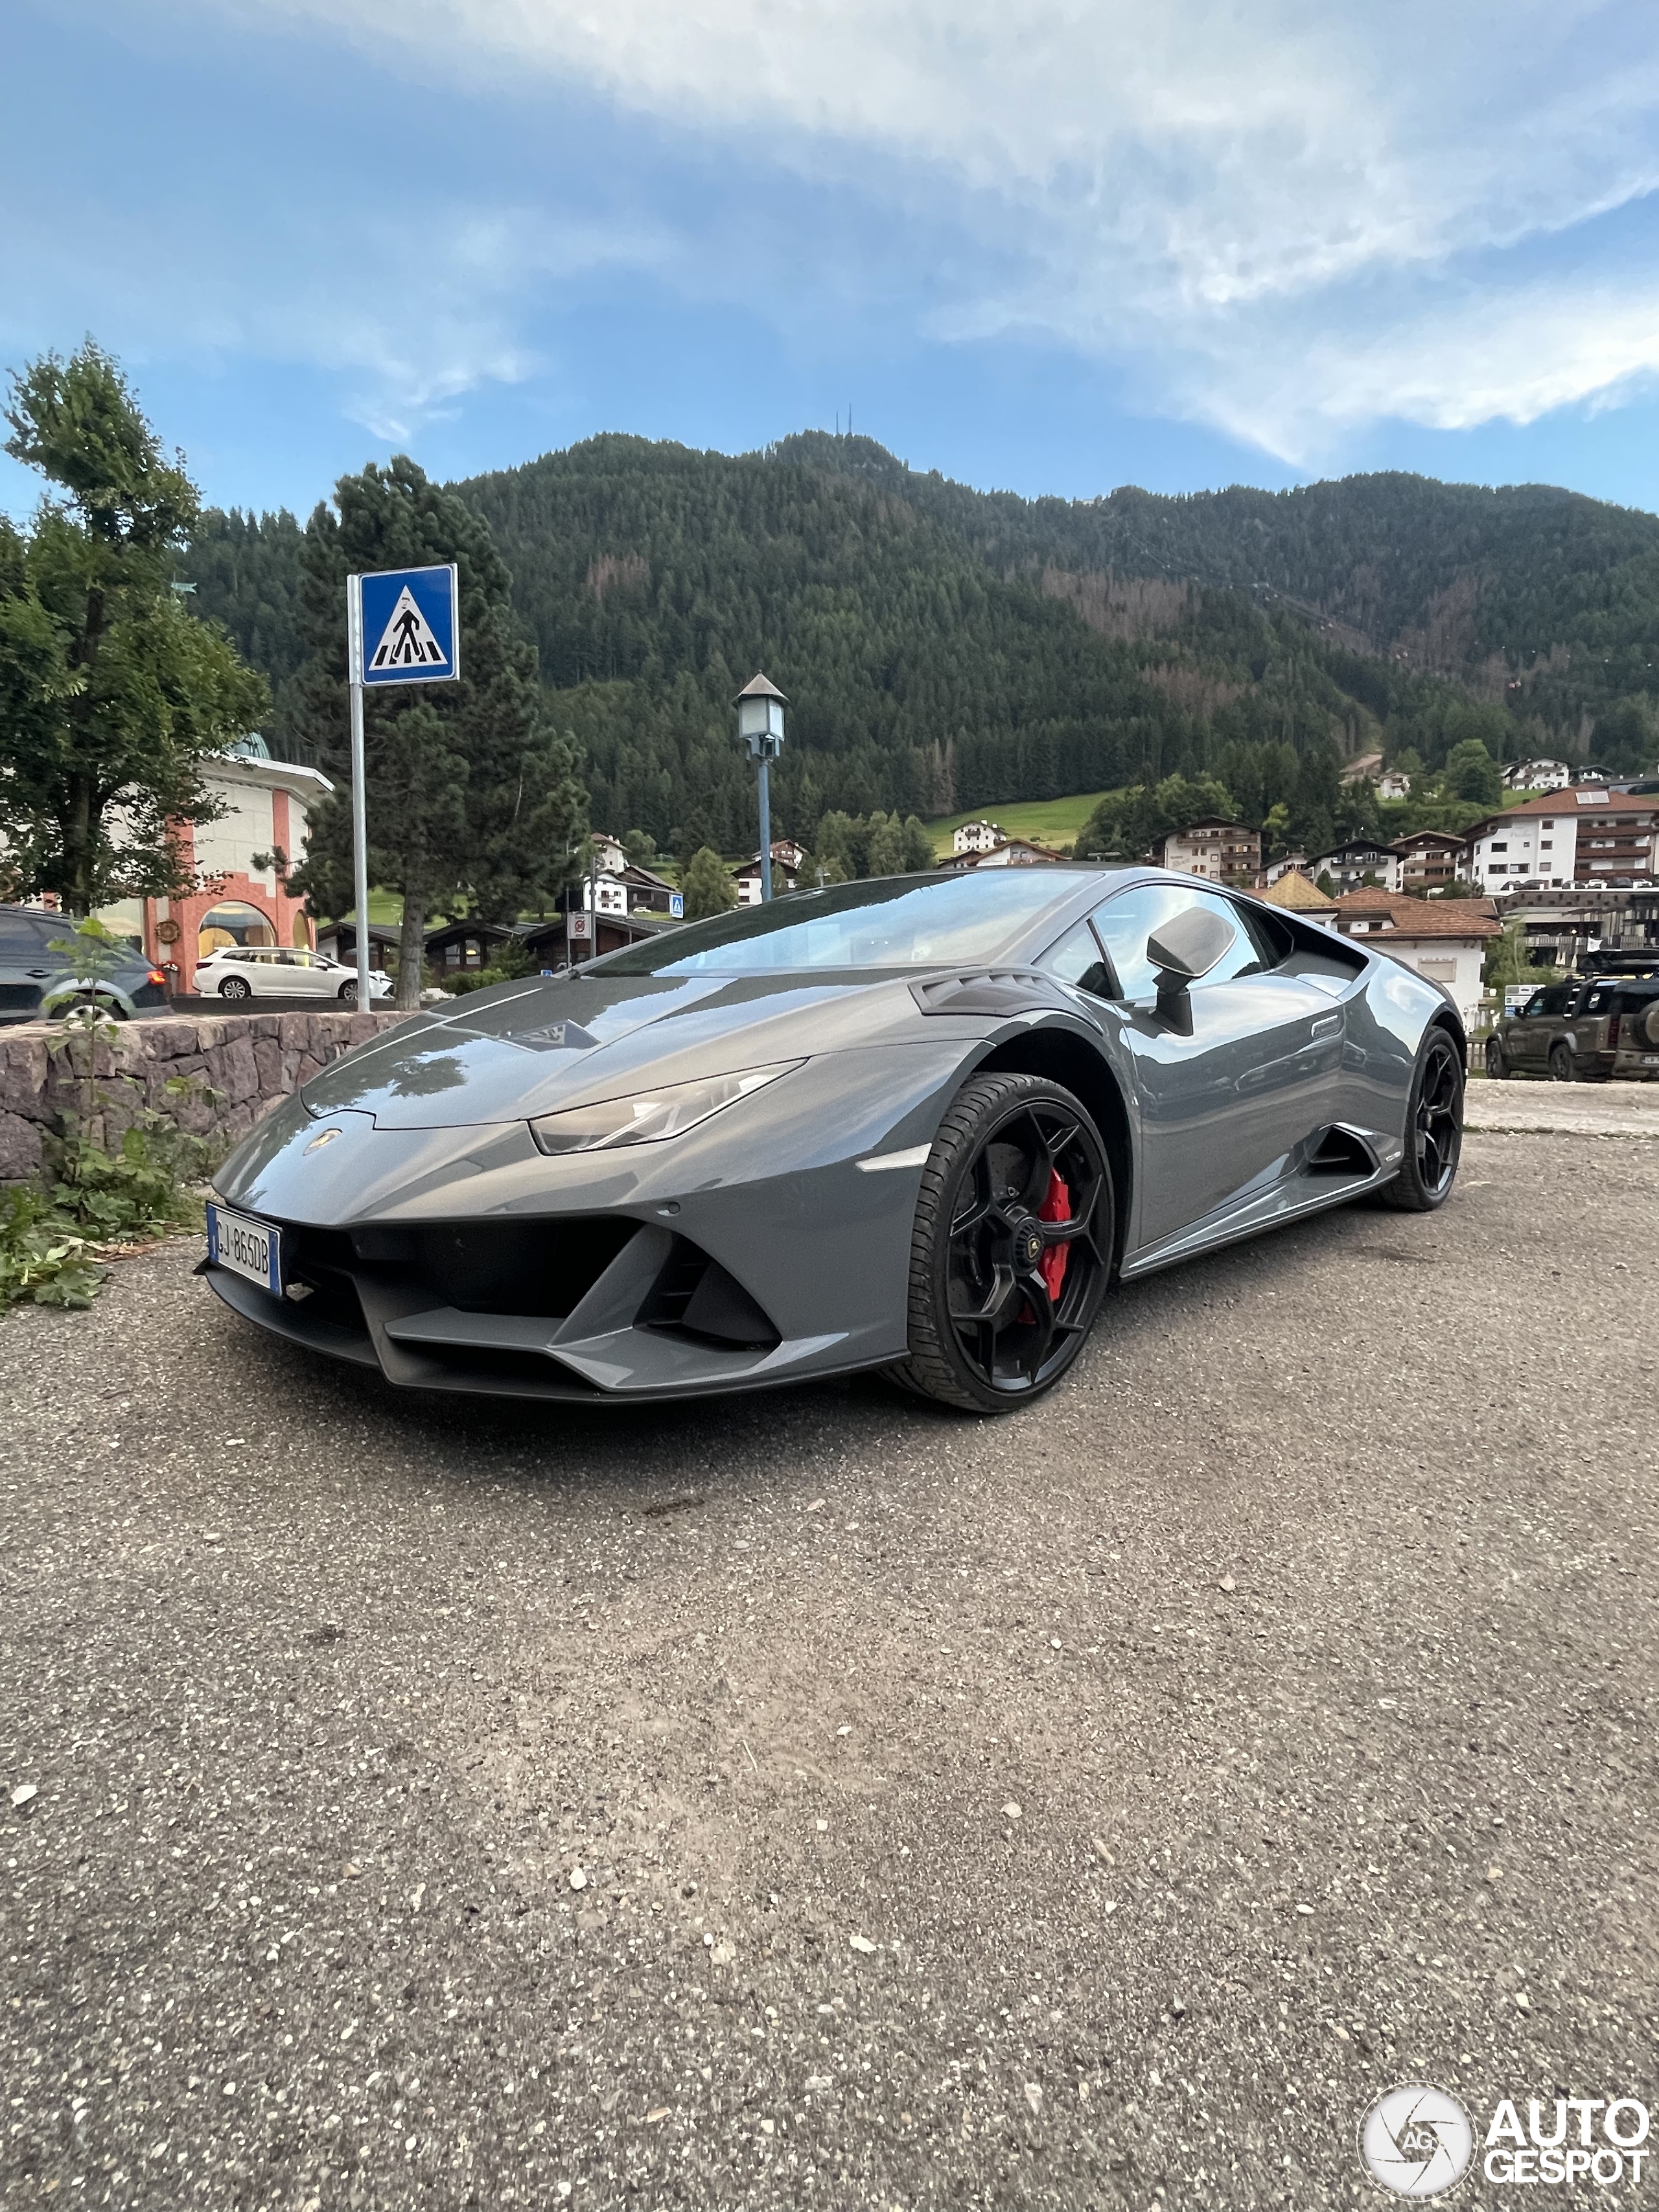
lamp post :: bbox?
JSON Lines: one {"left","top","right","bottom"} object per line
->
{"left": 734, "top": 674, "right": 787, "bottom": 901}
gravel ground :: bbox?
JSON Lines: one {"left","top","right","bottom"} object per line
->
{"left": 3, "top": 1133, "right": 1655, "bottom": 2211}
{"left": 1464, "top": 1078, "right": 1659, "bottom": 1138}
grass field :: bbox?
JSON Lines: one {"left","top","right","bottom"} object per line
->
{"left": 923, "top": 791, "right": 1120, "bottom": 858}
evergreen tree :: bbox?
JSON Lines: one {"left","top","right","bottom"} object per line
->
{"left": 681, "top": 845, "right": 737, "bottom": 919}
{"left": 0, "top": 343, "right": 266, "bottom": 914}
{"left": 287, "top": 457, "right": 586, "bottom": 1007}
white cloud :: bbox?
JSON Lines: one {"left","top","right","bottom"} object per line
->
{"left": 189, "top": 0, "right": 1659, "bottom": 452}
{"left": 2, "top": 181, "right": 672, "bottom": 447}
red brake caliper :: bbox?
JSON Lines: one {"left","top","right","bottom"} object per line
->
{"left": 1038, "top": 1169, "right": 1071, "bottom": 1300}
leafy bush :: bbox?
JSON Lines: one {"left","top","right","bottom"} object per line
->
{"left": 0, "top": 990, "right": 225, "bottom": 1314}
{"left": 0, "top": 1186, "right": 102, "bottom": 1310}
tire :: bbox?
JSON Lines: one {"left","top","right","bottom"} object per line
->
{"left": 338, "top": 981, "right": 357, "bottom": 1003}
{"left": 1548, "top": 1041, "right": 1575, "bottom": 1082}
{"left": 886, "top": 1071, "right": 1115, "bottom": 1414}
{"left": 1375, "top": 1028, "right": 1463, "bottom": 1213}
{"left": 1485, "top": 1036, "right": 1508, "bottom": 1080}
{"left": 218, "top": 976, "right": 252, "bottom": 1001}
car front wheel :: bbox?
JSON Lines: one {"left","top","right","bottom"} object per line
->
{"left": 338, "top": 980, "right": 358, "bottom": 1003}
{"left": 1376, "top": 1029, "right": 1463, "bottom": 1212}
{"left": 887, "top": 1071, "right": 1115, "bottom": 1414}
{"left": 1485, "top": 1037, "right": 1509, "bottom": 1080}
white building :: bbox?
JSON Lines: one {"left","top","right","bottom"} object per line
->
{"left": 732, "top": 843, "right": 806, "bottom": 906}
{"left": 1331, "top": 893, "right": 1500, "bottom": 1029}
{"left": 1465, "top": 788, "right": 1659, "bottom": 891}
{"left": 952, "top": 820, "right": 1005, "bottom": 855}
{"left": 1502, "top": 759, "right": 1572, "bottom": 793}
{"left": 1376, "top": 770, "right": 1412, "bottom": 800}
{"left": 1305, "top": 841, "right": 1404, "bottom": 893}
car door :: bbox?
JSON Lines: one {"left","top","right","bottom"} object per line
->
{"left": 0, "top": 909, "right": 56, "bottom": 1019}
{"left": 286, "top": 951, "right": 325, "bottom": 997}
{"left": 1509, "top": 981, "right": 1572, "bottom": 1069}
{"left": 1091, "top": 881, "right": 1348, "bottom": 1253}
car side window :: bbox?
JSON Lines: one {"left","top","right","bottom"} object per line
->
{"left": 1043, "top": 922, "right": 1115, "bottom": 999}
{"left": 1091, "top": 884, "right": 1268, "bottom": 1003}
{"left": 0, "top": 916, "right": 44, "bottom": 960}
{"left": 1539, "top": 983, "right": 1573, "bottom": 1016}
{"left": 1520, "top": 990, "right": 1547, "bottom": 1017}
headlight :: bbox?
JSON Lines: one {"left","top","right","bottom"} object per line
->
{"left": 528, "top": 1061, "right": 803, "bottom": 1156}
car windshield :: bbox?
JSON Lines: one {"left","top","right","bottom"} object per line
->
{"left": 596, "top": 872, "right": 1084, "bottom": 977}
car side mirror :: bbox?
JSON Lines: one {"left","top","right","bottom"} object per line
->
{"left": 1147, "top": 906, "right": 1237, "bottom": 1027}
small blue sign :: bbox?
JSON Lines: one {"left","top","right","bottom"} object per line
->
{"left": 353, "top": 564, "right": 459, "bottom": 686}
{"left": 669, "top": 892, "right": 684, "bottom": 918}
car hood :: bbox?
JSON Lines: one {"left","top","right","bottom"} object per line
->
{"left": 300, "top": 968, "right": 937, "bottom": 1128}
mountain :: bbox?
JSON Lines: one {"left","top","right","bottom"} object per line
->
{"left": 780, "top": 435, "right": 1659, "bottom": 728}
{"left": 184, "top": 437, "right": 1659, "bottom": 861}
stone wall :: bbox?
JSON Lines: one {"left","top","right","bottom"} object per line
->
{"left": 0, "top": 1010, "right": 412, "bottom": 1183}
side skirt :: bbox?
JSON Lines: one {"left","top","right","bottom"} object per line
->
{"left": 1119, "top": 1159, "right": 1400, "bottom": 1282}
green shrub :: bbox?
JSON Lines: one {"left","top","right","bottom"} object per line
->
{"left": 0, "top": 1186, "right": 103, "bottom": 1310}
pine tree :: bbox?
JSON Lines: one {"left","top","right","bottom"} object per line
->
{"left": 681, "top": 845, "right": 737, "bottom": 919}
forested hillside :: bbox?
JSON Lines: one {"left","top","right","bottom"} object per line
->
{"left": 184, "top": 434, "right": 1659, "bottom": 862}
{"left": 778, "top": 433, "right": 1659, "bottom": 728}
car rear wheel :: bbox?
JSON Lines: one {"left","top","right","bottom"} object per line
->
{"left": 53, "top": 992, "right": 124, "bottom": 1023}
{"left": 1549, "top": 1041, "right": 1575, "bottom": 1082}
{"left": 1375, "top": 1029, "right": 1463, "bottom": 1213}
{"left": 218, "top": 976, "right": 252, "bottom": 1001}
{"left": 887, "top": 1072, "right": 1114, "bottom": 1414}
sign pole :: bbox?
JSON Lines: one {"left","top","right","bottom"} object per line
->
{"left": 346, "top": 576, "right": 371, "bottom": 1008}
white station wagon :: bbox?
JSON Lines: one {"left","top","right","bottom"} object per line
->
{"left": 193, "top": 946, "right": 393, "bottom": 1002}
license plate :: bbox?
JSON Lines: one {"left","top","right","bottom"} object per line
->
{"left": 207, "top": 1202, "right": 281, "bottom": 1295}
{"left": 1643, "top": 1054, "right": 1659, "bottom": 1067}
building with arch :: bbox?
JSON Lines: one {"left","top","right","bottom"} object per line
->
{"left": 138, "top": 739, "right": 334, "bottom": 994}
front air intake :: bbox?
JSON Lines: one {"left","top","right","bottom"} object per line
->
{"left": 638, "top": 1237, "right": 781, "bottom": 1352}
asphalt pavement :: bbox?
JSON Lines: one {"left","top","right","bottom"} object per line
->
{"left": 3, "top": 1130, "right": 1656, "bottom": 2209}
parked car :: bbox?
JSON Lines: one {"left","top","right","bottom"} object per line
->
{"left": 202, "top": 865, "right": 1467, "bottom": 1415}
{"left": 1485, "top": 976, "right": 1659, "bottom": 1080}
{"left": 193, "top": 946, "right": 393, "bottom": 1003}
{"left": 0, "top": 903, "right": 169, "bottom": 1024}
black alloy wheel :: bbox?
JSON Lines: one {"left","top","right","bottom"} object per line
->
{"left": 1485, "top": 1036, "right": 1507, "bottom": 1080}
{"left": 1549, "top": 1042, "right": 1575, "bottom": 1082}
{"left": 1376, "top": 1029, "right": 1463, "bottom": 1213}
{"left": 890, "top": 1071, "right": 1114, "bottom": 1413}
{"left": 218, "top": 975, "right": 252, "bottom": 1001}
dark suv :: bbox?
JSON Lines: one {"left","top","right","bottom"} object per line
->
{"left": 1486, "top": 975, "right": 1659, "bottom": 1081}
{"left": 0, "top": 904, "right": 170, "bottom": 1024}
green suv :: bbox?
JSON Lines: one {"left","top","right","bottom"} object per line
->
{"left": 1485, "top": 977, "right": 1659, "bottom": 1082}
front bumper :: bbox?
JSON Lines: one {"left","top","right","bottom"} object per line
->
{"left": 200, "top": 1043, "right": 970, "bottom": 1402}
{"left": 200, "top": 1207, "right": 899, "bottom": 1403}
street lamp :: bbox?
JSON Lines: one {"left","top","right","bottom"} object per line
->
{"left": 734, "top": 673, "right": 787, "bottom": 901}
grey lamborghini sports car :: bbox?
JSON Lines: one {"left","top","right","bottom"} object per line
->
{"left": 202, "top": 866, "right": 1465, "bottom": 1414}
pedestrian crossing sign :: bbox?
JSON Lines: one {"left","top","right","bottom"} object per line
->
{"left": 349, "top": 563, "right": 459, "bottom": 686}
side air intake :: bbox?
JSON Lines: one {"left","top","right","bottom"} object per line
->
{"left": 1306, "top": 1124, "right": 1379, "bottom": 1177}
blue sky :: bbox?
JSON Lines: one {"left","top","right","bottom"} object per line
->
{"left": 6, "top": 0, "right": 1659, "bottom": 522}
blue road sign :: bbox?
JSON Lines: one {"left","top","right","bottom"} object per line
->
{"left": 669, "top": 892, "right": 684, "bottom": 918}
{"left": 352, "top": 564, "right": 459, "bottom": 686}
